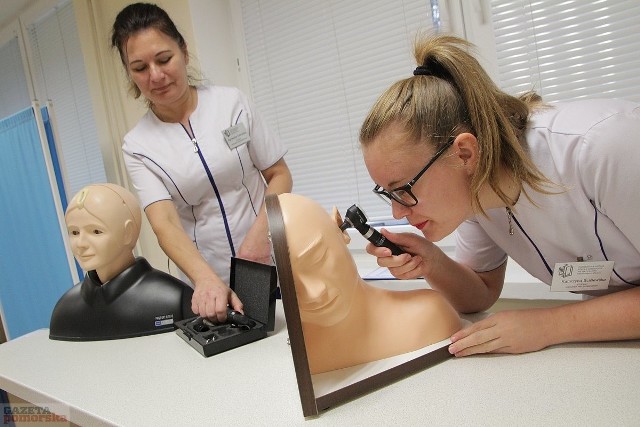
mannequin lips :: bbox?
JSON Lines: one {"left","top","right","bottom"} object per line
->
{"left": 299, "top": 286, "right": 341, "bottom": 312}
{"left": 75, "top": 253, "right": 94, "bottom": 262}
{"left": 301, "top": 295, "right": 338, "bottom": 312}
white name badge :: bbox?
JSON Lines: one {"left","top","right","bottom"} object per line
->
{"left": 551, "top": 261, "right": 614, "bottom": 292}
{"left": 222, "top": 123, "right": 250, "bottom": 149}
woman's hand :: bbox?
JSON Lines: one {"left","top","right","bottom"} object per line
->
{"left": 448, "top": 309, "right": 551, "bottom": 356}
{"left": 365, "top": 228, "right": 440, "bottom": 280}
{"left": 192, "top": 278, "right": 243, "bottom": 321}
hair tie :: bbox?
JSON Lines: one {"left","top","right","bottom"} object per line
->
{"left": 413, "top": 65, "right": 433, "bottom": 76}
{"left": 413, "top": 59, "right": 447, "bottom": 79}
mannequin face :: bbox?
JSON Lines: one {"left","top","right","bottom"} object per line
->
{"left": 125, "top": 27, "right": 190, "bottom": 108}
{"left": 66, "top": 209, "right": 129, "bottom": 273}
{"left": 65, "top": 184, "right": 141, "bottom": 283}
{"left": 280, "top": 194, "right": 358, "bottom": 327}
{"left": 363, "top": 122, "right": 474, "bottom": 242}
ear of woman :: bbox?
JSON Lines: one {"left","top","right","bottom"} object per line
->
{"left": 451, "top": 132, "right": 478, "bottom": 170}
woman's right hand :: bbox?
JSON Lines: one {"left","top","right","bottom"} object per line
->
{"left": 145, "top": 200, "right": 245, "bottom": 321}
{"left": 192, "top": 278, "right": 243, "bottom": 322}
{"left": 365, "top": 229, "right": 439, "bottom": 280}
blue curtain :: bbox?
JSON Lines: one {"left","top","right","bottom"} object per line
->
{"left": 0, "top": 107, "right": 73, "bottom": 339}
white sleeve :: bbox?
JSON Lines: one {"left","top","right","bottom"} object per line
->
{"left": 579, "top": 104, "right": 640, "bottom": 254}
{"left": 454, "top": 218, "right": 508, "bottom": 273}
{"left": 122, "top": 147, "right": 171, "bottom": 210}
{"left": 240, "top": 91, "right": 288, "bottom": 170}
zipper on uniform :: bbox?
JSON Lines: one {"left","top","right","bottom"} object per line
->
{"left": 179, "top": 120, "right": 236, "bottom": 257}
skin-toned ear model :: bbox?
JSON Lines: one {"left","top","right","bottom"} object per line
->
{"left": 65, "top": 183, "right": 142, "bottom": 284}
{"left": 278, "top": 193, "right": 462, "bottom": 374}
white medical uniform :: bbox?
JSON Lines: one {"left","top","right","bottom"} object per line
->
{"left": 122, "top": 85, "right": 287, "bottom": 286}
{"left": 455, "top": 99, "right": 640, "bottom": 295}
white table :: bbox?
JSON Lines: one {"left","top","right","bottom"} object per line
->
{"left": 1, "top": 301, "right": 638, "bottom": 426}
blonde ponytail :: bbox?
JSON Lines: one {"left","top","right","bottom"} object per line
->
{"left": 360, "top": 34, "right": 557, "bottom": 214}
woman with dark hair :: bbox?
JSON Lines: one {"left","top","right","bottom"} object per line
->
{"left": 111, "top": 3, "right": 292, "bottom": 322}
{"left": 361, "top": 34, "right": 640, "bottom": 356}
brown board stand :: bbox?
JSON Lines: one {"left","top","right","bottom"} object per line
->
{"left": 265, "top": 194, "right": 452, "bottom": 418}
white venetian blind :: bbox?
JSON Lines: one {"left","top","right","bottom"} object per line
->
{"left": 491, "top": 0, "right": 640, "bottom": 102}
{"left": 240, "top": 0, "right": 437, "bottom": 220}
{"left": 0, "top": 36, "right": 31, "bottom": 119}
{"left": 27, "top": 0, "right": 106, "bottom": 197}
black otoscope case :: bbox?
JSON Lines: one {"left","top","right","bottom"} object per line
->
{"left": 174, "top": 257, "right": 278, "bottom": 357}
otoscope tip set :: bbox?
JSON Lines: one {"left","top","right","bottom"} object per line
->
{"left": 339, "top": 204, "right": 405, "bottom": 256}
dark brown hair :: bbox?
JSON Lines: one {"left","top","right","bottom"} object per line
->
{"left": 111, "top": 2, "right": 194, "bottom": 99}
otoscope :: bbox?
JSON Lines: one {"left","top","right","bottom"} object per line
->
{"left": 339, "top": 204, "right": 405, "bottom": 255}
{"left": 192, "top": 307, "right": 256, "bottom": 330}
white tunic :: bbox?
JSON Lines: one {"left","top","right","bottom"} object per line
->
{"left": 122, "top": 85, "right": 287, "bottom": 285}
{"left": 455, "top": 98, "right": 640, "bottom": 295}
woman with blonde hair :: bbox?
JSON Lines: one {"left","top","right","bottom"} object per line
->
{"left": 361, "top": 34, "right": 640, "bottom": 356}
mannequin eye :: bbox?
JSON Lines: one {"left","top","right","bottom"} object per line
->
{"left": 92, "top": 229, "right": 104, "bottom": 235}
{"left": 300, "top": 243, "right": 328, "bottom": 267}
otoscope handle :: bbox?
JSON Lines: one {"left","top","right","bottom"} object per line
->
{"left": 226, "top": 308, "right": 255, "bottom": 327}
{"left": 361, "top": 225, "right": 405, "bottom": 255}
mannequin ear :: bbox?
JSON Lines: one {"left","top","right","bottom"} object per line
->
{"left": 122, "top": 219, "right": 136, "bottom": 247}
{"left": 452, "top": 132, "right": 479, "bottom": 171}
{"left": 331, "top": 207, "right": 351, "bottom": 245}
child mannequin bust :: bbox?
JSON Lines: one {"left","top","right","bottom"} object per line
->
{"left": 49, "top": 183, "right": 195, "bottom": 341}
{"left": 277, "top": 193, "right": 462, "bottom": 374}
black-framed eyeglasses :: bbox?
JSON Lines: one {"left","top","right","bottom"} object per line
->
{"left": 373, "top": 138, "right": 454, "bottom": 207}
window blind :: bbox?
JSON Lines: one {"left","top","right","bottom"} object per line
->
{"left": 0, "top": 37, "right": 30, "bottom": 119}
{"left": 27, "top": 0, "right": 106, "bottom": 197}
{"left": 491, "top": 0, "right": 640, "bottom": 102}
{"left": 240, "top": 0, "right": 437, "bottom": 220}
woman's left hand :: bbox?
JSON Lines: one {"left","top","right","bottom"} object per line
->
{"left": 448, "top": 309, "right": 552, "bottom": 356}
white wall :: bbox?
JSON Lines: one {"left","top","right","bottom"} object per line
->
{"left": 188, "top": 0, "right": 241, "bottom": 88}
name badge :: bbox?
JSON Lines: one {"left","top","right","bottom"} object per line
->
{"left": 222, "top": 123, "right": 250, "bottom": 149}
{"left": 551, "top": 261, "right": 614, "bottom": 292}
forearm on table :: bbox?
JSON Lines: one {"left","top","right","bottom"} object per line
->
{"left": 545, "top": 287, "right": 640, "bottom": 346}
{"left": 425, "top": 250, "right": 505, "bottom": 314}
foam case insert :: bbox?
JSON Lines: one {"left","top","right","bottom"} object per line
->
{"left": 174, "top": 257, "right": 278, "bottom": 357}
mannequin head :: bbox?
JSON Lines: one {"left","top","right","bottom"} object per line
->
{"left": 274, "top": 193, "right": 461, "bottom": 374}
{"left": 65, "top": 184, "right": 141, "bottom": 283}
{"left": 280, "top": 195, "right": 357, "bottom": 327}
